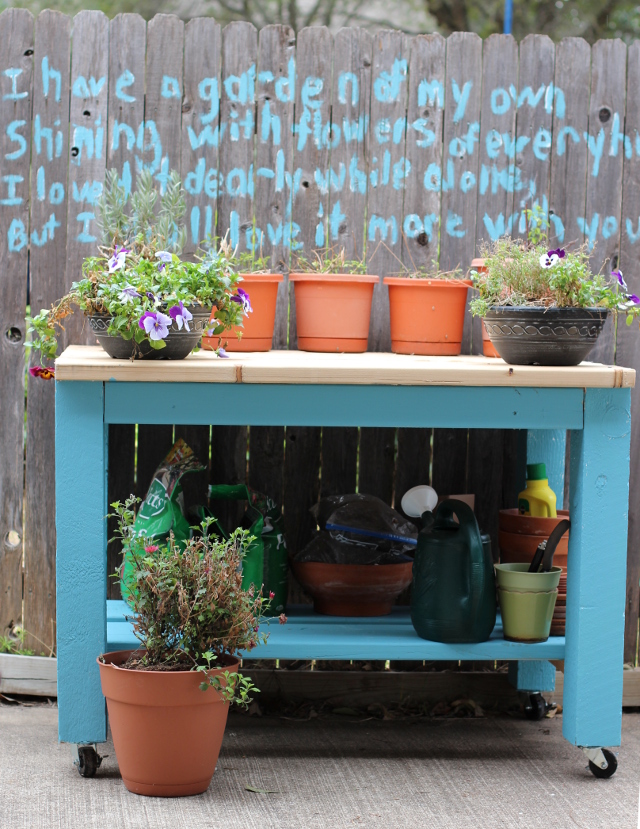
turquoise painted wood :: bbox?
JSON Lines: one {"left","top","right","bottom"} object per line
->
{"left": 56, "top": 381, "right": 108, "bottom": 744}
{"left": 527, "top": 429, "right": 567, "bottom": 509}
{"left": 55, "top": 377, "right": 632, "bottom": 752}
{"left": 106, "top": 602, "right": 566, "bottom": 661}
{"left": 508, "top": 660, "right": 557, "bottom": 692}
{"left": 104, "top": 383, "right": 585, "bottom": 429}
{"left": 563, "top": 388, "right": 631, "bottom": 747}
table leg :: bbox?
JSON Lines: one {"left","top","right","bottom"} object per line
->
{"left": 563, "top": 388, "right": 631, "bottom": 747}
{"left": 56, "top": 381, "right": 107, "bottom": 744}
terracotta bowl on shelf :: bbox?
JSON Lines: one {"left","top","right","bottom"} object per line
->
{"left": 291, "top": 560, "right": 413, "bottom": 616}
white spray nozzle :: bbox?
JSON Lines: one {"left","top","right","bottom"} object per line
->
{"left": 401, "top": 485, "right": 438, "bottom": 518}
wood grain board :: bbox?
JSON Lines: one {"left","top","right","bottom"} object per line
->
{"left": 55, "top": 345, "right": 635, "bottom": 387}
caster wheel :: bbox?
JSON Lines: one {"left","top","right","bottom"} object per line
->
{"left": 76, "top": 746, "right": 102, "bottom": 778}
{"left": 589, "top": 749, "right": 618, "bottom": 779}
{"left": 524, "top": 693, "right": 546, "bottom": 721}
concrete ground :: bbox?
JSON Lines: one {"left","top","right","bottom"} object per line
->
{"left": 1, "top": 703, "right": 639, "bottom": 829}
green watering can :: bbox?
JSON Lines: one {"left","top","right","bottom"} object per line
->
{"left": 410, "top": 499, "right": 496, "bottom": 643}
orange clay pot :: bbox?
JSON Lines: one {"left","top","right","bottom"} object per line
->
{"left": 384, "top": 277, "right": 472, "bottom": 356}
{"left": 471, "top": 258, "right": 500, "bottom": 358}
{"left": 291, "top": 560, "right": 414, "bottom": 616}
{"left": 289, "top": 273, "right": 378, "bottom": 352}
{"left": 98, "top": 650, "right": 238, "bottom": 797}
{"left": 202, "top": 273, "right": 283, "bottom": 352}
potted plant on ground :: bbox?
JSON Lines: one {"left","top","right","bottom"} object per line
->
{"left": 289, "top": 248, "right": 379, "bottom": 352}
{"left": 383, "top": 263, "right": 472, "bottom": 355}
{"left": 25, "top": 170, "right": 247, "bottom": 373}
{"left": 470, "top": 215, "right": 640, "bottom": 366}
{"left": 202, "top": 247, "right": 283, "bottom": 352}
{"left": 98, "top": 497, "right": 280, "bottom": 797}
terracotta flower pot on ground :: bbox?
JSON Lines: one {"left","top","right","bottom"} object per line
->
{"left": 471, "top": 259, "right": 500, "bottom": 358}
{"left": 498, "top": 509, "right": 570, "bottom": 636}
{"left": 289, "top": 273, "right": 378, "bottom": 352}
{"left": 98, "top": 650, "right": 238, "bottom": 797}
{"left": 291, "top": 560, "right": 413, "bottom": 616}
{"left": 202, "top": 273, "right": 284, "bottom": 352}
{"left": 383, "top": 277, "right": 473, "bottom": 355}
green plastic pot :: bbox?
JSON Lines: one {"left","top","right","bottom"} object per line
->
{"left": 495, "top": 564, "right": 562, "bottom": 643}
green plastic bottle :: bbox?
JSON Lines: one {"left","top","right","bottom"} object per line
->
{"left": 518, "top": 463, "right": 557, "bottom": 518}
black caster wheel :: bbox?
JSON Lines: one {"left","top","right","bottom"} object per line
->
{"left": 589, "top": 749, "right": 618, "bottom": 779}
{"left": 76, "top": 746, "right": 102, "bottom": 778}
{"left": 524, "top": 693, "right": 547, "bottom": 721}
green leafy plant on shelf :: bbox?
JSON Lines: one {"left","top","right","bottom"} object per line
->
{"left": 108, "top": 496, "right": 281, "bottom": 706}
{"left": 470, "top": 207, "right": 640, "bottom": 323}
{"left": 25, "top": 170, "right": 248, "bottom": 377}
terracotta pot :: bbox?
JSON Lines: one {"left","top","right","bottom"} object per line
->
{"left": 291, "top": 560, "right": 413, "bottom": 616}
{"left": 498, "top": 529, "right": 568, "bottom": 568}
{"left": 383, "top": 277, "right": 472, "bottom": 355}
{"left": 498, "top": 509, "right": 570, "bottom": 637}
{"left": 499, "top": 508, "right": 570, "bottom": 537}
{"left": 98, "top": 650, "right": 238, "bottom": 797}
{"left": 471, "top": 259, "right": 500, "bottom": 358}
{"left": 202, "top": 273, "right": 283, "bottom": 352}
{"left": 289, "top": 273, "right": 378, "bottom": 352}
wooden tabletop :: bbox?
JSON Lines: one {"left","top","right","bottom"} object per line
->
{"left": 55, "top": 345, "right": 635, "bottom": 388}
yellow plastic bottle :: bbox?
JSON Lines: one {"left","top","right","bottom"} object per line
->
{"left": 518, "top": 463, "right": 557, "bottom": 518}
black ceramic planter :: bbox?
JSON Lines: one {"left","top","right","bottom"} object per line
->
{"left": 88, "top": 306, "right": 212, "bottom": 360}
{"left": 482, "top": 307, "right": 608, "bottom": 366}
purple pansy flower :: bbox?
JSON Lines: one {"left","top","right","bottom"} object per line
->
{"left": 612, "top": 270, "right": 627, "bottom": 290}
{"left": 231, "top": 287, "right": 252, "bottom": 315}
{"left": 628, "top": 294, "right": 640, "bottom": 304}
{"left": 168, "top": 301, "right": 193, "bottom": 331}
{"left": 218, "top": 347, "right": 229, "bottom": 358}
{"left": 540, "top": 249, "right": 564, "bottom": 269}
{"left": 108, "top": 246, "right": 129, "bottom": 273}
{"left": 156, "top": 250, "right": 173, "bottom": 271}
{"left": 139, "top": 311, "right": 172, "bottom": 341}
{"left": 118, "top": 284, "right": 140, "bottom": 303}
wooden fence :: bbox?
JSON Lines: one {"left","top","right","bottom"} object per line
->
{"left": 1, "top": 8, "right": 639, "bottom": 662}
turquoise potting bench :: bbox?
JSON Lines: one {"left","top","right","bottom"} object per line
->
{"left": 55, "top": 346, "right": 633, "bottom": 775}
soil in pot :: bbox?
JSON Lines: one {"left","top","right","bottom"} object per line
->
{"left": 289, "top": 273, "right": 378, "bottom": 352}
{"left": 98, "top": 649, "right": 238, "bottom": 796}
{"left": 291, "top": 560, "right": 413, "bottom": 616}
{"left": 202, "top": 274, "right": 284, "bottom": 352}
{"left": 383, "top": 277, "right": 472, "bottom": 355}
{"left": 471, "top": 260, "right": 500, "bottom": 358}
{"left": 89, "top": 306, "right": 212, "bottom": 360}
{"left": 482, "top": 307, "right": 608, "bottom": 366}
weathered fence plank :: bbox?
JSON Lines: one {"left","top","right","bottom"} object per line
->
{"left": 617, "top": 41, "right": 640, "bottom": 664}
{"left": 585, "top": 39, "right": 627, "bottom": 365}
{"left": 432, "top": 32, "right": 482, "bottom": 511}
{"left": 549, "top": 37, "right": 591, "bottom": 249}
{"left": 0, "top": 8, "right": 33, "bottom": 641}
{"left": 64, "top": 11, "right": 109, "bottom": 348}
{"left": 514, "top": 34, "right": 554, "bottom": 236}
{"left": 24, "top": 10, "right": 69, "bottom": 647}
{"left": 135, "top": 14, "right": 184, "bottom": 494}
{"left": 320, "top": 28, "right": 373, "bottom": 498}
{"left": 175, "top": 16, "right": 222, "bottom": 514}
{"left": 105, "top": 12, "right": 146, "bottom": 599}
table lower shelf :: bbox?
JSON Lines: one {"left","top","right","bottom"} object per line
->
{"left": 107, "top": 601, "right": 565, "bottom": 661}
